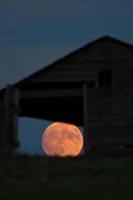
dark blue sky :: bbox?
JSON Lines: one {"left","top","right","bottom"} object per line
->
{"left": 0, "top": 0, "right": 133, "bottom": 154}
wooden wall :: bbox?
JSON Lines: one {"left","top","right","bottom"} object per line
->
{"left": 87, "top": 87, "right": 133, "bottom": 147}
{"left": 25, "top": 39, "right": 133, "bottom": 84}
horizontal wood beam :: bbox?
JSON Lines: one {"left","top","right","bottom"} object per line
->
{"left": 20, "top": 88, "right": 82, "bottom": 99}
{"left": 28, "top": 78, "right": 95, "bottom": 83}
{"left": 92, "top": 140, "right": 133, "bottom": 146}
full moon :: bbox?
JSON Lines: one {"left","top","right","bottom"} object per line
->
{"left": 41, "top": 122, "right": 83, "bottom": 157}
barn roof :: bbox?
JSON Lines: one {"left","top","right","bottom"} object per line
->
{"left": 15, "top": 35, "right": 133, "bottom": 88}
{"left": 0, "top": 35, "right": 132, "bottom": 92}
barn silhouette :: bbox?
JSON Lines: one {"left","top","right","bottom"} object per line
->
{"left": 0, "top": 35, "right": 133, "bottom": 154}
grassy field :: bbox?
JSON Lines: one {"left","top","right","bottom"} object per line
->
{"left": 0, "top": 152, "right": 133, "bottom": 200}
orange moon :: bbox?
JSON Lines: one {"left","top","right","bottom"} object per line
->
{"left": 41, "top": 122, "right": 83, "bottom": 157}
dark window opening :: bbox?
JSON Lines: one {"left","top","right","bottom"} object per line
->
{"left": 87, "top": 81, "right": 96, "bottom": 88}
{"left": 98, "top": 70, "right": 112, "bottom": 87}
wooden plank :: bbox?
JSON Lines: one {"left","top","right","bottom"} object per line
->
{"left": 0, "top": 99, "right": 5, "bottom": 142}
{"left": 82, "top": 83, "right": 89, "bottom": 152}
{"left": 28, "top": 77, "right": 96, "bottom": 83}
{"left": 4, "top": 86, "right": 11, "bottom": 142}
{"left": 3, "top": 85, "right": 19, "bottom": 152}
{"left": 20, "top": 88, "right": 82, "bottom": 99}
{"left": 11, "top": 87, "right": 19, "bottom": 142}
{"left": 92, "top": 139, "right": 133, "bottom": 147}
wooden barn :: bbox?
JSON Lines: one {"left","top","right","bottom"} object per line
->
{"left": 0, "top": 35, "right": 133, "bottom": 154}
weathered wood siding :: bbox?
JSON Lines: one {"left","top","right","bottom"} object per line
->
{"left": 87, "top": 86, "right": 133, "bottom": 145}
{"left": 26, "top": 39, "right": 133, "bottom": 84}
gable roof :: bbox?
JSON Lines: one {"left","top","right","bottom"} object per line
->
{"left": 0, "top": 35, "right": 133, "bottom": 94}
{"left": 15, "top": 35, "right": 133, "bottom": 87}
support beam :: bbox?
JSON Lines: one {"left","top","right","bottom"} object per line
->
{"left": 82, "top": 83, "right": 89, "bottom": 153}
{"left": 11, "top": 86, "right": 19, "bottom": 144}
{"left": 20, "top": 88, "right": 82, "bottom": 99}
{"left": 0, "top": 99, "right": 5, "bottom": 143}
{"left": 3, "top": 85, "right": 19, "bottom": 153}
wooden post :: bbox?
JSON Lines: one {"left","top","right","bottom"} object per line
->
{"left": 3, "top": 85, "right": 19, "bottom": 153}
{"left": 82, "top": 83, "right": 89, "bottom": 153}
{"left": 11, "top": 86, "right": 19, "bottom": 143}
{"left": 4, "top": 85, "right": 11, "bottom": 150}
{"left": 0, "top": 99, "right": 5, "bottom": 144}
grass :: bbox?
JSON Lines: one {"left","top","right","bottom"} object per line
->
{"left": 0, "top": 153, "right": 133, "bottom": 200}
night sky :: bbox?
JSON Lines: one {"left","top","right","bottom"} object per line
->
{"left": 0, "top": 0, "right": 133, "bottom": 154}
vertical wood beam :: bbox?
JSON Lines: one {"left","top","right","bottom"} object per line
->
{"left": 4, "top": 85, "right": 19, "bottom": 153}
{"left": 82, "top": 83, "right": 89, "bottom": 153}
{"left": 11, "top": 86, "right": 19, "bottom": 143}
{"left": 4, "top": 85, "right": 11, "bottom": 143}
{"left": 0, "top": 99, "right": 5, "bottom": 142}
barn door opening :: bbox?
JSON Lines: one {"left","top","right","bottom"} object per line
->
{"left": 18, "top": 117, "right": 51, "bottom": 155}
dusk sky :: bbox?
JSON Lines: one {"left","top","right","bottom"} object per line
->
{"left": 0, "top": 0, "right": 133, "bottom": 154}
